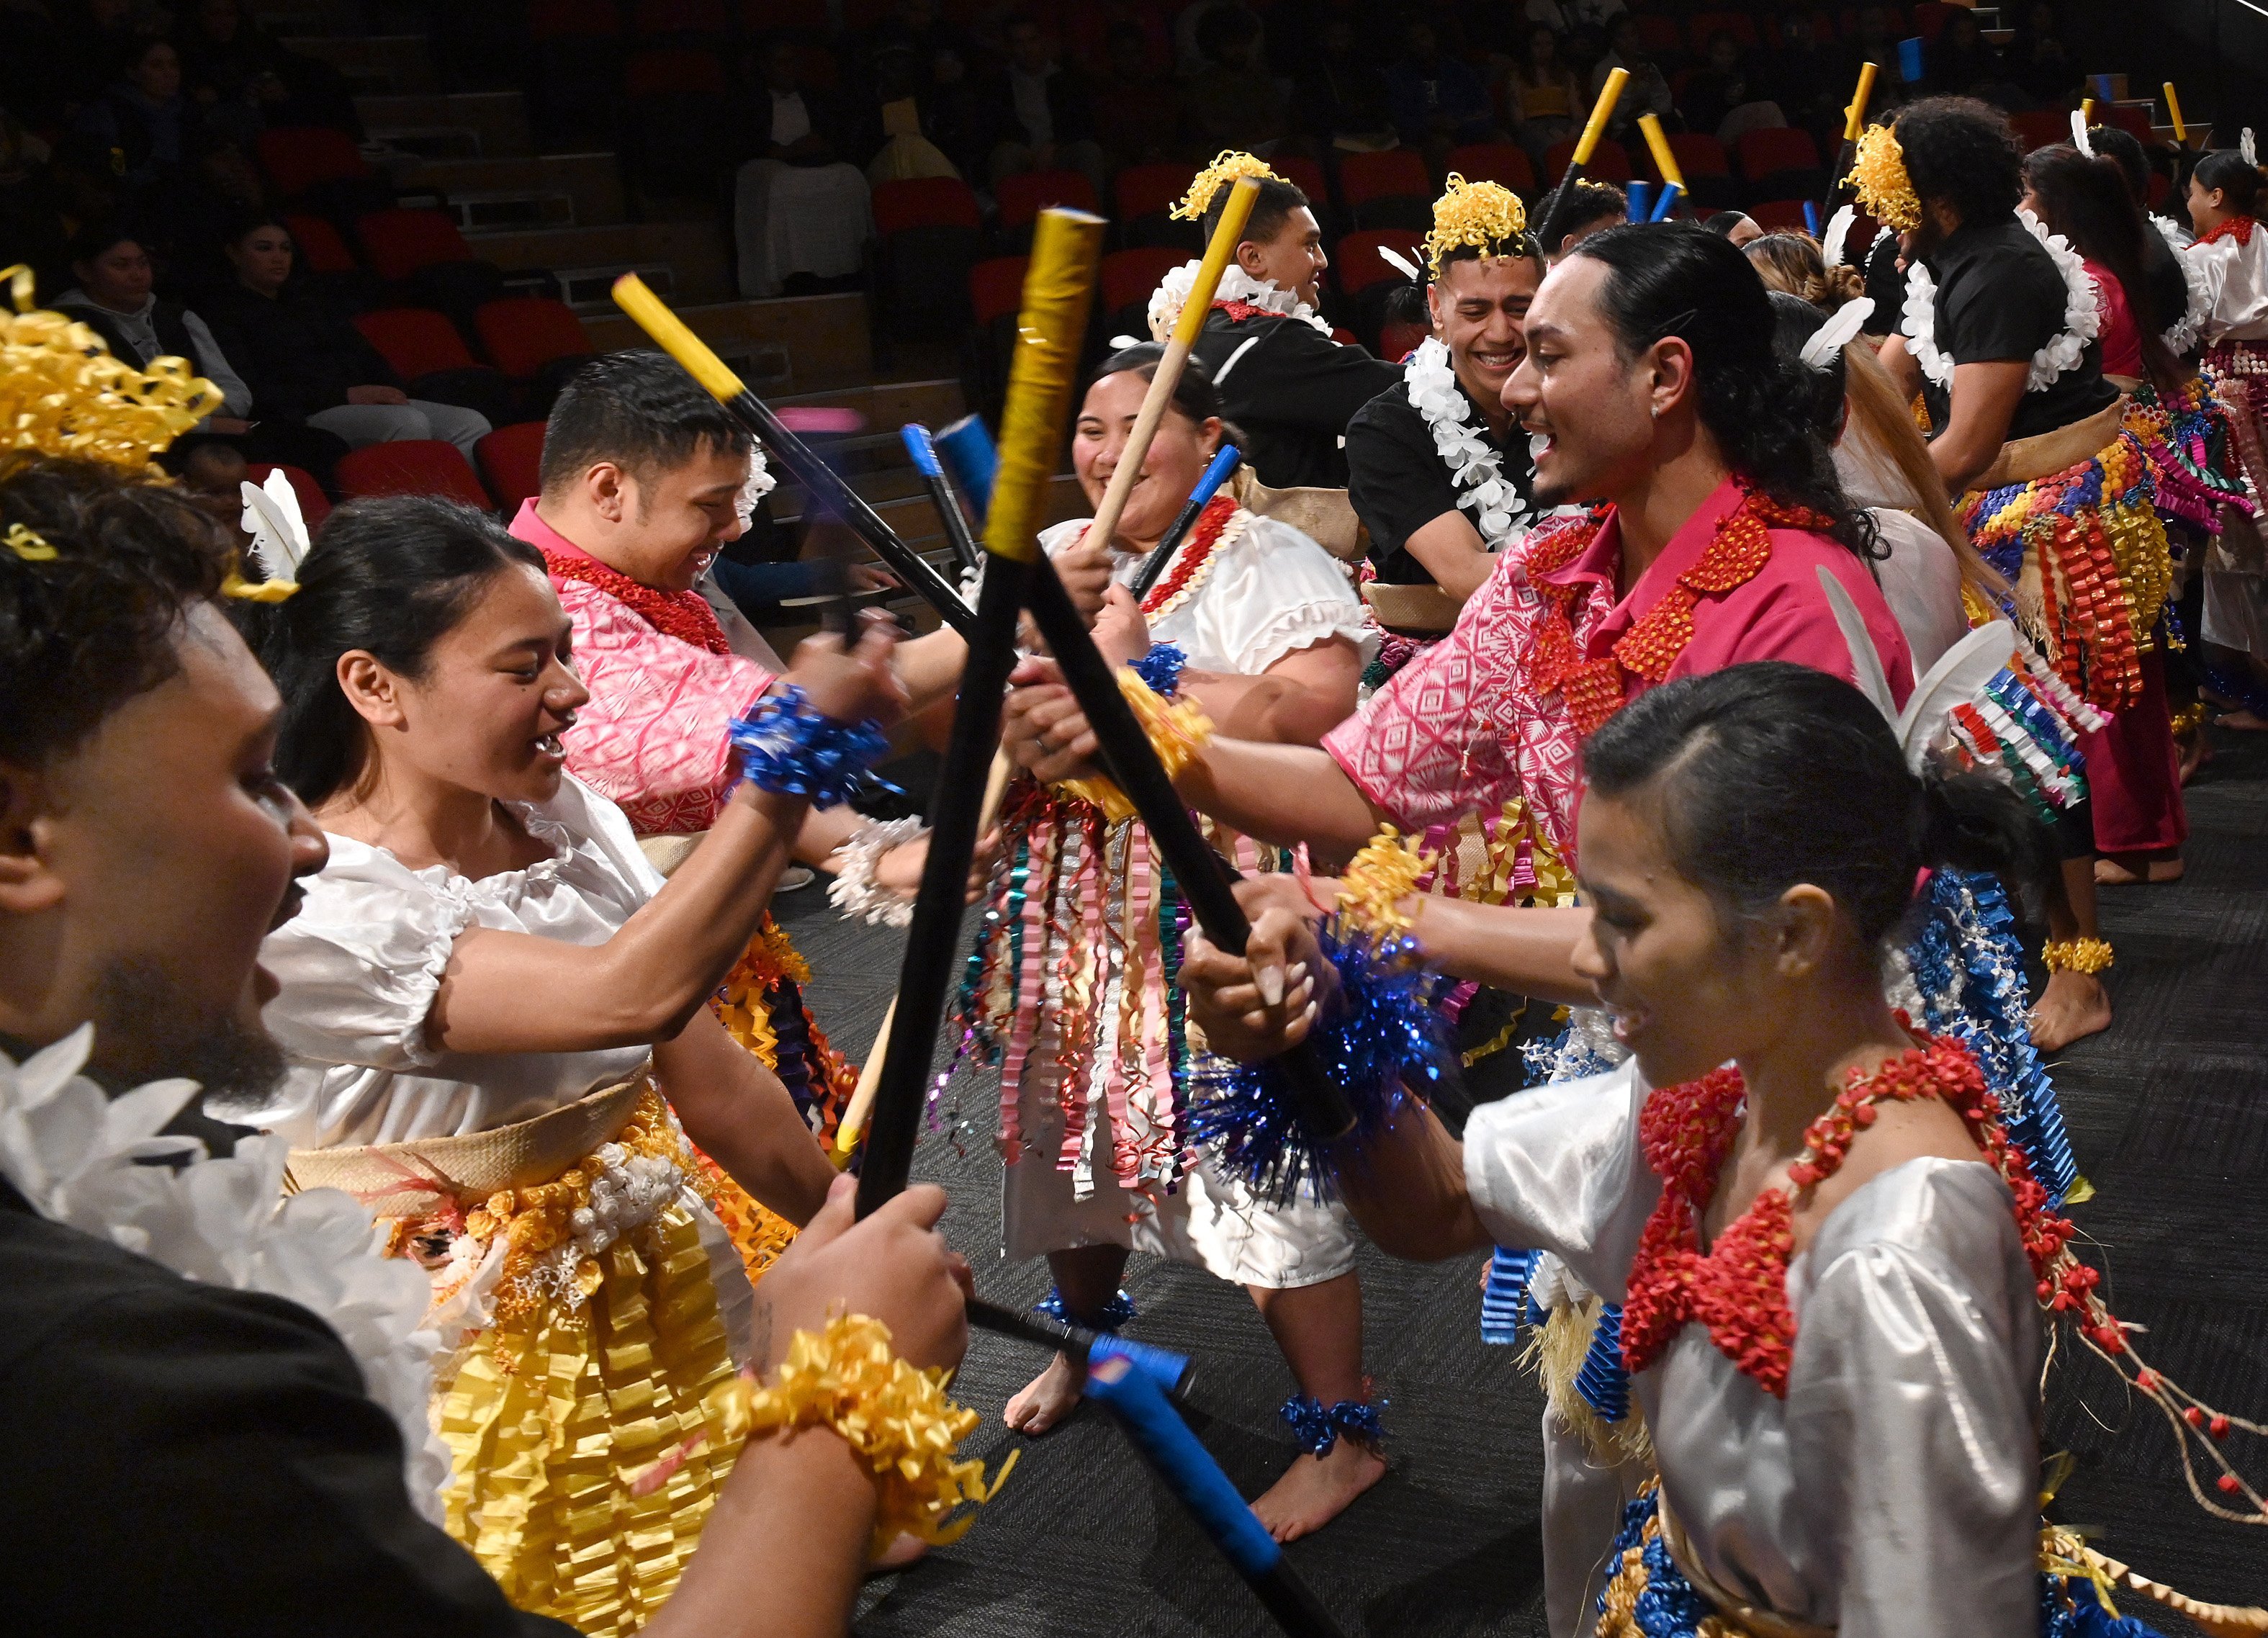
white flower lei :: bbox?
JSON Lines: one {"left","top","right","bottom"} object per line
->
{"left": 1405, "top": 337, "right": 1531, "bottom": 544}
{"left": 1902, "top": 207, "right": 2099, "bottom": 392}
{"left": 1148, "top": 261, "right": 1334, "bottom": 343}
{"left": 0, "top": 1027, "right": 450, "bottom": 1518}
{"left": 2151, "top": 214, "right": 2211, "bottom": 355}
{"left": 734, "top": 441, "right": 777, "bottom": 527}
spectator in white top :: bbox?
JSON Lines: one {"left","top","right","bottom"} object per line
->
{"left": 734, "top": 35, "right": 873, "bottom": 299}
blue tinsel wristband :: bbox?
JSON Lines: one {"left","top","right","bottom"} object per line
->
{"left": 1130, "top": 642, "right": 1187, "bottom": 698}
{"left": 725, "top": 684, "right": 890, "bottom": 811}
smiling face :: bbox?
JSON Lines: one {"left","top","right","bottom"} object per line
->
{"left": 601, "top": 441, "right": 751, "bottom": 592}
{"left": 1429, "top": 253, "right": 1542, "bottom": 412}
{"left": 4, "top": 603, "right": 328, "bottom": 1092}
{"left": 1241, "top": 206, "right": 1328, "bottom": 307}
{"left": 343, "top": 564, "right": 591, "bottom": 809}
{"left": 1503, "top": 254, "right": 1681, "bottom": 507}
{"left": 1071, "top": 370, "right": 1221, "bottom": 549}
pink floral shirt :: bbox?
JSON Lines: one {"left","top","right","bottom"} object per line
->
{"left": 509, "top": 500, "right": 775, "bottom": 837}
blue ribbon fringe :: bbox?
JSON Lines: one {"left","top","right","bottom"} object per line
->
{"left": 1034, "top": 1285, "right": 1137, "bottom": 1332}
{"left": 725, "top": 684, "right": 889, "bottom": 810}
{"left": 1279, "top": 1393, "right": 1386, "bottom": 1457}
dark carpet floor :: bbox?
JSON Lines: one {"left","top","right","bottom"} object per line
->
{"left": 766, "top": 736, "right": 2268, "bottom": 1637}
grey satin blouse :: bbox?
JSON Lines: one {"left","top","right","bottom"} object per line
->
{"left": 1463, "top": 1063, "right": 2041, "bottom": 1638}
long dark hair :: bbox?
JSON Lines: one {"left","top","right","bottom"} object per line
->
{"left": 1570, "top": 225, "right": 1878, "bottom": 559}
{"left": 2192, "top": 149, "right": 2263, "bottom": 219}
{"left": 2024, "top": 144, "right": 2179, "bottom": 394}
{"left": 1583, "top": 662, "right": 2047, "bottom": 946}
{"left": 251, "top": 495, "right": 546, "bottom": 805}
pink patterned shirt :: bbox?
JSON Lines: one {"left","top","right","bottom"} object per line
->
{"left": 510, "top": 500, "right": 775, "bottom": 837}
{"left": 1323, "top": 478, "right": 1914, "bottom": 858}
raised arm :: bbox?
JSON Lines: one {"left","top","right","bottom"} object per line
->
{"left": 652, "top": 1007, "right": 837, "bottom": 1225}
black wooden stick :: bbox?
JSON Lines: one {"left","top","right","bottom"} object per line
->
{"left": 1128, "top": 443, "right": 1241, "bottom": 602}
{"left": 901, "top": 422, "right": 984, "bottom": 572}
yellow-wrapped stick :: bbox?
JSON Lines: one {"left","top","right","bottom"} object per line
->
{"left": 1537, "top": 68, "right": 1627, "bottom": 250}
{"left": 1843, "top": 61, "right": 1879, "bottom": 141}
{"left": 2163, "top": 81, "right": 2188, "bottom": 146}
{"left": 1637, "top": 113, "right": 1683, "bottom": 192}
{"left": 854, "top": 207, "right": 1106, "bottom": 1215}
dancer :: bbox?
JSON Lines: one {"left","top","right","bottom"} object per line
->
{"left": 233, "top": 495, "right": 945, "bottom": 1631}
{"left": 1346, "top": 174, "right": 1543, "bottom": 606}
{"left": 1146, "top": 153, "right": 1403, "bottom": 488}
{"left": 0, "top": 443, "right": 974, "bottom": 1635}
{"left": 1178, "top": 662, "right": 2219, "bottom": 1638}
{"left": 963, "top": 344, "right": 1384, "bottom": 1540}
{"left": 1863, "top": 97, "right": 2167, "bottom": 1050}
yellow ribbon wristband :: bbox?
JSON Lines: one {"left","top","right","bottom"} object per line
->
{"left": 1055, "top": 667, "right": 1215, "bottom": 824}
{"left": 1336, "top": 826, "right": 1435, "bottom": 940}
{"left": 2041, "top": 937, "right": 2114, "bottom": 975}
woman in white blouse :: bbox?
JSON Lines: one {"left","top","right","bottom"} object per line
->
{"left": 228, "top": 495, "right": 903, "bottom": 1628}
{"left": 973, "top": 346, "right": 1382, "bottom": 1541}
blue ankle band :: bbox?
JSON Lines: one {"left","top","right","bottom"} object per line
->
{"left": 1279, "top": 1393, "right": 1386, "bottom": 1457}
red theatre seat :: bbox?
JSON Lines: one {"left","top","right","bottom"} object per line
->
{"left": 995, "top": 169, "right": 1098, "bottom": 230}
{"left": 1544, "top": 137, "right": 1634, "bottom": 184}
{"left": 1101, "top": 248, "right": 1185, "bottom": 319}
{"left": 354, "top": 307, "right": 483, "bottom": 380}
{"left": 1114, "top": 162, "right": 1199, "bottom": 224}
{"left": 1736, "top": 127, "right": 1822, "bottom": 182}
{"left": 1335, "top": 230, "right": 1426, "bottom": 297}
{"left": 1271, "top": 155, "right": 1328, "bottom": 208}
{"left": 245, "top": 464, "right": 331, "bottom": 531}
{"left": 1747, "top": 198, "right": 1812, "bottom": 232}
{"left": 870, "top": 176, "right": 982, "bottom": 236}
{"left": 1448, "top": 143, "right": 1537, "bottom": 195}
{"left": 355, "top": 209, "right": 478, "bottom": 281}
{"left": 256, "top": 127, "right": 374, "bottom": 199}
{"left": 473, "top": 297, "right": 595, "bottom": 380}
{"left": 475, "top": 423, "right": 549, "bottom": 511}
{"left": 968, "top": 256, "right": 1030, "bottom": 328}
{"left": 1338, "top": 149, "right": 1431, "bottom": 207}
{"left": 282, "top": 213, "right": 359, "bottom": 274}
{"left": 336, "top": 440, "right": 495, "bottom": 510}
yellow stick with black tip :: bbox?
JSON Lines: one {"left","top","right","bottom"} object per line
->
{"left": 1536, "top": 68, "right": 1627, "bottom": 252}
{"left": 2163, "top": 81, "right": 2188, "bottom": 147}
{"left": 610, "top": 274, "right": 976, "bottom": 634}
{"left": 1823, "top": 60, "right": 1882, "bottom": 227}
{"left": 853, "top": 207, "right": 1106, "bottom": 1215}
{"left": 1637, "top": 112, "right": 1683, "bottom": 194}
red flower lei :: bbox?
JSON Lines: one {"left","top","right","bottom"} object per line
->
{"left": 1620, "top": 1025, "right": 2087, "bottom": 1397}
{"left": 2200, "top": 215, "right": 2258, "bottom": 248}
{"left": 539, "top": 545, "right": 732, "bottom": 656}
{"left": 1140, "top": 492, "right": 1241, "bottom": 617}
{"left": 1525, "top": 485, "right": 1839, "bottom": 739}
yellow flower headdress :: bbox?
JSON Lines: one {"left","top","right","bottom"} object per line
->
{"left": 0, "top": 264, "right": 222, "bottom": 469}
{"left": 1845, "top": 122, "right": 1920, "bottom": 233}
{"left": 1423, "top": 173, "right": 1531, "bottom": 275}
{"left": 1172, "top": 150, "right": 1280, "bottom": 222}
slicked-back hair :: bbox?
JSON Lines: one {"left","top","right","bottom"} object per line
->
{"left": 537, "top": 350, "right": 753, "bottom": 497}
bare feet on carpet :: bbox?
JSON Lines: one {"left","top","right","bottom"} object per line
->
{"left": 1004, "top": 1350, "right": 1084, "bottom": 1434}
{"left": 2096, "top": 850, "right": 2185, "bottom": 886}
{"left": 2179, "top": 728, "right": 2213, "bottom": 786}
{"left": 2030, "top": 969, "right": 2112, "bottom": 1053}
{"left": 1251, "top": 1438, "right": 1387, "bottom": 1542}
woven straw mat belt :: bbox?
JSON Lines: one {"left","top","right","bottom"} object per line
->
{"left": 1971, "top": 396, "right": 2129, "bottom": 493}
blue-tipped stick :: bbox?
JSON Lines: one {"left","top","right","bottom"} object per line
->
{"left": 932, "top": 415, "right": 998, "bottom": 521}
{"left": 1625, "top": 180, "right": 1650, "bottom": 222}
{"left": 1648, "top": 181, "right": 1682, "bottom": 222}
{"left": 1898, "top": 36, "right": 1925, "bottom": 82}
{"left": 1804, "top": 199, "right": 1820, "bottom": 235}
{"left": 900, "top": 422, "right": 984, "bottom": 572}
{"left": 1128, "top": 442, "right": 1242, "bottom": 600}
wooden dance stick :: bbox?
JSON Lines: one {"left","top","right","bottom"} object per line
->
{"left": 1533, "top": 66, "right": 1626, "bottom": 253}
{"left": 611, "top": 274, "right": 977, "bottom": 636}
{"left": 2163, "top": 81, "right": 2190, "bottom": 148}
{"left": 853, "top": 207, "right": 1107, "bottom": 1216}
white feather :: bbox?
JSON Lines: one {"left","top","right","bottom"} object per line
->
{"left": 1377, "top": 244, "right": 1423, "bottom": 283}
{"left": 240, "top": 472, "right": 310, "bottom": 584}
{"left": 1799, "top": 298, "right": 1873, "bottom": 372}
{"left": 1815, "top": 565, "right": 1896, "bottom": 726}
{"left": 1896, "top": 621, "right": 2025, "bottom": 771}
{"left": 1109, "top": 333, "right": 1143, "bottom": 350}
{"left": 2244, "top": 128, "right": 2259, "bottom": 167}
{"left": 2070, "top": 109, "right": 2093, "bottom": 156}
{"left": 1820, "top": 204, "right": 1856, "bottom": 269}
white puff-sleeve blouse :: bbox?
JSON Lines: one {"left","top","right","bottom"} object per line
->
{"left": 233, "top": 774, "right": 664, "bottom": 1148}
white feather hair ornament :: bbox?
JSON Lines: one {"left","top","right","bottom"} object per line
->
{"left": 2071, "top": 109, "right": 2094, "bottom": 157}
{"left": 2244, "top": 127, "right": 2258, "bottom": 167}
{"left": 1377, "top": 243, "right": 1423, "bottom": 284}
{"left": 1799, "top": 298, "right": 1874, "bottom": 372}
{"left": 239, "top": 470, "right": 310, "bottom": 590}
{"left": 1820, "top": 204, "right": 1857, "bottom": 269}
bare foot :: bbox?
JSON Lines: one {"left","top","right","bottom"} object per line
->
{"left": 2030, "top": 969, "right": 2112, "bottom": 1053}
{"left": 2179, "top": 728, "right": 2213, "bottom": 786}
{"left": 865, "top": 1534, "right": 929, "bottom": 1576}
{"left": 1250, "top": 1438, "right": 1387, "bottom": 1543}
{"left": 2096, "top": 852, "right": 2184, "bottom": 886}
{"left": 1003, "top": 1350, "right": 1084, "bottom": 1435}
{"left": 2215, "top": 708, "right": 2268, "bottom": 732}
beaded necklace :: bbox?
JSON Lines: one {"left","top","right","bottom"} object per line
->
{"left": 539, "top": 545, "right": 732, "bottom": 656}
{"left": 1138, "top": 494, "right": 1248, "bottom": 620}
{"left": 1619, "top": 1026, "right": 2083, "bottom": 1398}
{"left": 1524, "top": 485, "right": 1835, "bottom": 739}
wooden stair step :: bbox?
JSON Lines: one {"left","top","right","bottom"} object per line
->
{"left": 580, "top": 292, "right": 871, "bottom": 385}
{"left": 477, "top": 221, "right": 729, "bottom": 305}
{"left": 284, "top": 34, "right": 438, "bottom": 96}
{"left": 357, "top": 91, "right": 534, "bottom": 159}
{"left": 408, "top": 154, "right": 626, "bottom": 228}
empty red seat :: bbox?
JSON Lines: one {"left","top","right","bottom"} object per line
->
{"left": 354, "top": 307, "right": 482, "bottom": 380}
{"left": 246, "top": 464, "right": 331, "bottom": 531}
{"left": 968, "top": 256, "right": 1029, "bottom": 328}
{"left": 1911, "top": 2, "right": 1958, "bottom": 42}
{"left": 1634, "top": 14, "right": 1684, "bottom": 55}
{"left": 1271, "top": 156, "right": 1329, "bottom": 207}
{"left": 1747, "top": 198, "right": 1812, "bottom": 232}
{"left": 255, "top": 127, "right": 373, "bottom": 199}
{"left": 622, "top": 47, "right": 727, "bottom": 97}
{"left": 473, "top": 297, "right": 594, "bottom": 380}
{"left": 355, "top": 209, "right": 478, "bottom": 281}
{"left": 995, "top": 168, "right": 1098, "bottom": 230}
{"left": 2100, "top": 104, "right": 2154, "bottom": 142}
{"left": 1662, "top": 133, "right": 1733, "bottom": 181}
{"left": 1115, "top": 162, "right": 1199, "bottom": 222}
{"left": 336, "top": 441, "right": 495, "bottom": 509}
{"left": 474, "top": 422, "right": 549, "bottom": 511}
{"left": 1101, "top": 248, "right": 1186, "bottom": 317}
{"left": 1338, "top": 150, "right": 1431, "bottom": 209}
{"left": 1736, "top": 127, "right": 1822, "bottom": 181}
{"left": 282, "top": 213, "right": 359, "bottom": 274}
{"left": 871, "top": 176, "right": 981, "bottom": 236}
{"left": 1544, "top": 136, "right": 1634, "bottom": 184}
{"left": 2010, "top": 109, "right": 2071, "bottom": 152}
{"left": 1335, "top": 230, "right": 1426, "bottom": 296}
{"left": 1447, "top": 143, "right": 1536, "bottom": 194}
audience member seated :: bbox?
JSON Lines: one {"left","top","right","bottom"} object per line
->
{"left": 1092, "top": 19, "right": 1184, "bottom": 169}
{"left": 1704, "top": 210, "right": 1765, "bottom": 246}
{"left": 737, "top": 35, "right": 872, "bottom": 300}
{"left": 1927, "top": 12, "right": 2007, "bottom": 102}
{"left": 986, "top": 12, "right": 1106, "bottom": 201}
{"left": 53, "top": 0, "right": 146, "bottom": 114}
{"left": 204, "top": 216, "right": 491, "bottom": 462}
{"left": 1587, "top": 15, "right": 1675, "bottom": 139}
{"left": 0, "top": 115, "right": 71, "bottom": 297}
{"left": 853, "top": 35, "right": 968, "bottom": 184}
{"left": 54, "top": 224, "right": 349, "bottom": 482}
{"left": 1292, "top": 14, "right": 1398, "bottom": 155}
{"left": 71, "top": 35, "right": 202, "bottom": 205}
{"left": 1182, "top": 4, "right": 1290, "bottom": 158}
{"left": 177, "top": 0, "right": 361, "bottom": 139}
{"left": 2004, "top": 1, "right": 2083, "bottom": 107}
{"left": 140, "top": 130, "right": 271, "bottom": 297}
{"left": 1681, "top": 30, "right": 1776, "bottom": 145}
{"left": 1758, "top": 10, "right": 1840, "bottom": 136}
{"left": 1546, "top": 179, "right": 1626, "bottom": 258}
{"left": 1385, "top": 16, "right": 1497, "bottom": 164}
{"left": 1495, "top": 22, "right": 1582, "bottom": 166}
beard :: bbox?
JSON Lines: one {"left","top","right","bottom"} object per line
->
{"left": 84, "top": 958, "right": 287, "bottom": 1122}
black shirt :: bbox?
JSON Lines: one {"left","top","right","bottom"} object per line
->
{"left": 1190, "top": 307, "right": 1404, "bottom": 490}
{"left": 205, "top": 282, "right": 404, "bottom": 421}
{"left": 1346, "top": 374, "right": 1536, "bottom": 585}
{"left": 1919, "top": 215, "right": 2118, "bottom": 443}
{"left": 0, "top": 1176, "right": 572, "bottom": 1637}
